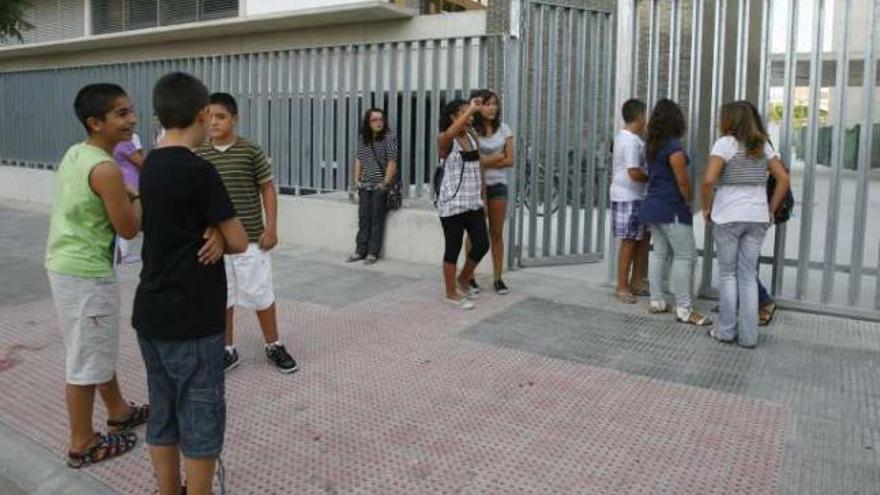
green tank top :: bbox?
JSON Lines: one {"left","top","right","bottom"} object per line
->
{"left": 45, "top": 143, "right": 117, "bottom": 278}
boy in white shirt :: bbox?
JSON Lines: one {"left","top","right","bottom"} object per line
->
{"left": 611, "top": 99, "right": 649, "bottom": 303}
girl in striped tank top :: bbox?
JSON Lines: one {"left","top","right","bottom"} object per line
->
{"left": 701, "top": 101, "right": 791, "bottom": 348}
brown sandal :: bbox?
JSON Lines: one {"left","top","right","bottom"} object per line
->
{"left": 758, "top": 302, "right": 777, "bottom": 326}
{"left": 107, "top": 402, "right": 149, "bottom": 431}
{"left": 67, "top": 432, "right": 137, "bottom": 469}
{"left": 676, "top": 310, "right": 712, "bottom": 326}
{"left": 616, "top": 292, "right": 637, "bottom": 304}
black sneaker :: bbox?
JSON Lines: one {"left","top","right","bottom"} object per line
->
{"left": 223, "top": 347, "right": 239, "bottom": 373}
{"left": 494, "top": 279, "right": 510, "bottom": 295}
{"left": 266, "top": 344, "right": 299, "bottom": 374}
{"left": 468, "top": 279, "right": 481, "bottom": 294}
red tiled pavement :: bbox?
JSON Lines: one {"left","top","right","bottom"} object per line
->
{"left": 0, "top": 280, "right": 786, "bottom": 494}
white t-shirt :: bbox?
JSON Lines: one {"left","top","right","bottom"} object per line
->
{"left": 610, "top": 129, "right": 647, "bottom": 202}
{"left": 479, "top": 122, "right": 513, "bottom": 186}
{"left": 709, "top": 136, "right": 779, "bottom": 224}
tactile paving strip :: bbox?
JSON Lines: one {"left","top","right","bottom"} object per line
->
{"left": 0, "top": 280, "right": 786, "bottom": 494}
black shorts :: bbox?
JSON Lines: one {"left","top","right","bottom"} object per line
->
{"left": 486, "top": 183, "right": 508, "bottom": 201}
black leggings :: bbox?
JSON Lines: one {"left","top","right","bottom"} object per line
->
{"left": 440, "top": 209, "right": 489, "bottom": 265}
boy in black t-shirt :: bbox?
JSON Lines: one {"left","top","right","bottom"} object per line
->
{"left": 133, "top": 72, "right": 247, "bottom": 495}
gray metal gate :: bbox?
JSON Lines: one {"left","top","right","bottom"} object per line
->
{"left": 510, "top": 0, "right": 616, "bottom": 267}
{"left": 621, "top": 0, "right": 880, "bottom": 320}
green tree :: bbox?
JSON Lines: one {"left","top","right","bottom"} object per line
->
{"left": 0, "top": 0, "right": 33, "bottom": 43}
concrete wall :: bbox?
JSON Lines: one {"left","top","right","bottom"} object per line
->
{"left": 0, "top": 10, "right": 485, "bottom": 72}
{"left": 0, "top": 165, "right": 499, "bottom": 269}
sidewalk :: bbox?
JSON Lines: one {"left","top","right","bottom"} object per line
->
{"left": 1, "top": 203, "right": 878, "bottom": 494}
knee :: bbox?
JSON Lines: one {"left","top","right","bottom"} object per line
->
{"left": 470, "top": 238, "right": 489, "bottom": 262}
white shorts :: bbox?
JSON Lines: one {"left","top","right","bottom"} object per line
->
{"left": 47, "top": 271, "right": 120, "bottom": 386}
{"left": 225, "top": 243, "right": 275, "bottom": 310}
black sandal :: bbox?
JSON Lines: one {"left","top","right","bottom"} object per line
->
{"left": 107, "top": 402, "right": 149, "bottom": 431}
{"left": 67, "top": 432, "right": 137, "bottom": 468}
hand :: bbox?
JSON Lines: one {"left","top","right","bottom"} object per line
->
{"left": 125, "top": 184, "right": 138, "bottom": 200}
{"left": 702, "top": 208, "right": 711, "bottom": 225}
{"left": 259, "top": 229, "right": 278, "bottom": 251}
{"left": 468, "top": 97, "right": 483, "bottom": 115}
{"left": 198, "top": 227, "right": 226, "bottom": 265}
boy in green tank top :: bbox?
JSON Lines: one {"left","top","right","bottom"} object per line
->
{"left": 45, "top": 84, "right": 148, "bottom": 468}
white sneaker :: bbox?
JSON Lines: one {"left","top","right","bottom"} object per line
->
{"left": 446, "top": 297, "right": 475, "bottom": 310}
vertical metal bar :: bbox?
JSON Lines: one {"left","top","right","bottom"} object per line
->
{"left": 570, "top": 10, "right": 588, "bottom": 255}
{"left": 401, "top": 42, "right": 414, "bottom": 196}
{"left": 647, "top": 0, "right": 660, "bottom": 109}
{"left": 687, "top": 0, "right": 704, "bottom": 178}
{"left": 312, "top": 49, "right": 323, "bottom": 191}
{"left": 597, "top": 12, "right": 614, "bottom": 255}
{"left": 335, "top": 47, "right": 346, "bottom": 191}
{"left": 583, "top": 12, "right": 599, "bottom": 253}
{"left": 542, "top": 7, "right": 559, "bottom": 258}
{"left": 388, "top": 42, "right": 400, "bottom": 140}
{"left": 281, "top": 51, "right": 292, "bottom": 188}
{"left": 291, "top": 50, "right": 302, "bottom": 191}
{"left": 376, "top": 42, "right": 386, "bottom": 109}
{"left": 796, "top": 0, "right": 826, "bottom": 300}
{"left": 669, "top": 0, "right": 683, "bottom": 101}
{"left": 429, "top": 39, "right": 442, "bottom": 196}
{"left": 462, "top": 37, "right": 473, "bottom": 98}
{"left": 773, "top": 0, "right": 799, "bottom": 295}
{"left": 301, "top": 49, "right": 313, "bottom": 190}
{"left": 757, "top": 0, "right": 771, "bottom": 116}
{"left": 415, "top": 40, "right": 427, "bottom": 197}
{"left": 504, "top": 36, "right": 521, "bottom": 269}
{"left": 876, "top": 241, "right": 880, "bottom": 310}
{"left": 700, "top": 0, "right": 727, "bottom": 296}
{"left": 446, "top": 38, "right": 456, "bottom": 100}
{"left": 528, "top": 5, "right": 544, "bottom": 259}
{"left": 323, "top": 47, "right": 333, "bottom": 190}
{"left": 363, "top": 43, "right": 373, "bottom": 108}
{"left": 734, "top": 0, "right": 746, "bottom": 99}
{"left": 515, "top": 2, "right": 531, "bottom": 267}
{"left": 821, "top": 0, "right": 853, "bottom": 303}
{"left": 478, "top": 37, "right": 488, "bottom": 89}
{"left": 347, "top": 45, "right": 359, "bottom": 192}
{"left": 847, "top": 0, "right": 878, "bottom": 305}
{"left": 556, "top": 8, "right": 573, "bottom": 256}
{"left": 630, "top": 0, "right": 640, "bottom": 98}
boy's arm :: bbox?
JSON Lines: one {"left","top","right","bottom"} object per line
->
{"left": 127, "top": 149, "right": 146, "bottom": 169}
{"left": 627, "top": 168, "right": 649, "bottom": 182}
{"left": 219, "top": 218, "right": 248, "bottom": 254}
{"left": 89, "top": 161, "right": 141, "bottom": 239}
{"left": 259, "top": 180, "right": 278, "bottom": 251}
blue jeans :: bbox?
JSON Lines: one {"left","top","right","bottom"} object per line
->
{"left": 648, "top": 222, "right": 696, "bottom": 311}
{"left": 714, "top": 222, "right": 769, "bottom": 347}
{"left": 137, "top": 332, "right": 226, "bottom": 459}
{"left": 757, "top": 276, "right": 773, "bottom": 306}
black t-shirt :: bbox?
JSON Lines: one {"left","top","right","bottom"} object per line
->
{"left": 133, "top": 146, "right": 236, "bottom": 341}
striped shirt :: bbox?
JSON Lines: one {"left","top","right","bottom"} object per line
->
{"left": 196, "top": 137, "right": 272, "bottom": 242}
{"left": 357, "top": 131, "right": 399, "bottom": 186}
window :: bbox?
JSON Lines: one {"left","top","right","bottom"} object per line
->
{"left": 91, "top": 0, "right": 238, "bottom": 35}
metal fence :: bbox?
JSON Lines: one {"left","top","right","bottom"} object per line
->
{"left": 0, "top": 35, "right": 502, "bottom": 198}
{"left": 510, "top": 0, "right": 616, "bottom": 268}
{"left": 624, "top": 0, "right": 880, "bottom": 320}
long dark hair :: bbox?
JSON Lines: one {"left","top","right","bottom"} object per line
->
{"left": 645, "top": 99, "right": 686, "bottom": 161}
{"left": 719, "top": 101, "right": 767, "bottom": 158}
{"left": 439, "top": 99, "right": 468, "bottom": 132}
{"left": 471, "top": 89, "right": 501, "bottom": 137}
{"left": 360, "top": 107, "right": 388, "bottom": 145}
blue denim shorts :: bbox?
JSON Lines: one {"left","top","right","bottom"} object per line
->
{"left": 137, "top": 332, "right": 226, "bottom": 459}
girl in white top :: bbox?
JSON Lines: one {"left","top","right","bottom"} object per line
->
{"left": 469, "top": 89, "right": 515, "bottom": 295}
{"left": 701, "top": 101, "right": 790, "bottom": 348}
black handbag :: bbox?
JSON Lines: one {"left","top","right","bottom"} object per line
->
{"left": 767, "top": 174, "right": 794, "bottom": 224}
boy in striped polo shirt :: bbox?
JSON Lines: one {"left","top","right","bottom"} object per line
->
{"left": 197, "top": 92, "right": 298, "bottom": 374}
